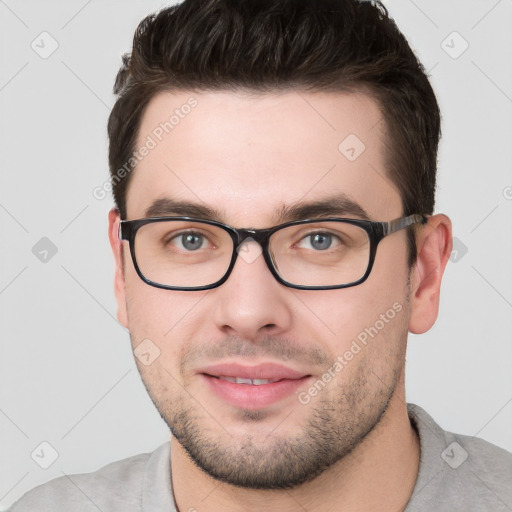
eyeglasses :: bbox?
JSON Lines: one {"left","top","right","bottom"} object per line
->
{"left": 119, "top": 214, "right": 427, "bottom": 291}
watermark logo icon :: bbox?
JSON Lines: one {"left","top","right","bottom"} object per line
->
{"left": 441, "top": 31, "right": 469, "bottom": 60}
{"left": 32, "top": 237, "right": 58, "bottom": 263}
{"left": 134, "top": 338, "right": 161, "bottom": 366}
{"left": 31, "top": 441, "right": 59, "bottom": 469}
{"left": 450, "top": 237, "right": 468, "bottom": 263}
{"left": 31, "top": 32, "right": 59, "bottom": 59}
{"left": 441, "top": 441, "right": 468, "bottom": 469}
{"left": 237, "top": 238, "right": 263, "bottom": 264}
{"left": 338, "top": 134, "right": 366, "bottom": 162}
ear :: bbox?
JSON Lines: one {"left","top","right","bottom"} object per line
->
{"left": 108, "top": 208, "right": 128, "bottom": 328}
{"left": 408, "top": 214, "right": 452, "bottom": 334}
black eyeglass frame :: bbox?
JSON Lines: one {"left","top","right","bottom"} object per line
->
{"left": 119, "top": 214, "right": 427, "bottom": 291}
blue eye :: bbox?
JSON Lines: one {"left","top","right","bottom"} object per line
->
{"left": 174, "top": 232, "right": 206, "bottom": 251}
{"left": 309, "top": 233, "right": 332, "bottom": 250}
{"left": 297, "top": 232, "right": 340, "bottom": 251}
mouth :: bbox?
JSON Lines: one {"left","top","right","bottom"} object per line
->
{"left": 198, "top": 362, "right": 313, "bottom": 410}
{"left": 213, "top": 376, "right": 282, "bottom": 385}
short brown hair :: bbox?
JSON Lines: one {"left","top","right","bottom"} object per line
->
{"left": 108, "top": 0, "right": 441, "bottom": 266}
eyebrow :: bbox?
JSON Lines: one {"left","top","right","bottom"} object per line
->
{"left": 144, "top": 198, "right": 225, "bottom": 221}
{"left": 143, "top": 193, "right": 371, "bottom": 225}
{"left": 276, "top": 194, "right": 370, "bottom": 223}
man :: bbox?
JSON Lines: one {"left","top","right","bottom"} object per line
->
{"left": 10, "top": 0, "right": 512, "bottom": 510}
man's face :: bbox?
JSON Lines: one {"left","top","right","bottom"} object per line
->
{"left": 112, "top": 90, "right": 413, "bottom": 488}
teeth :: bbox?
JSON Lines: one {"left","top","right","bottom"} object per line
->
{"left": 217, "top": 376, "right": 276, "bottom": 385}
{"left": 235, "top": 377, "right": 254, "bottom": 385}
{"left": 219, "top": 376, "right": 237, "bottom": 383}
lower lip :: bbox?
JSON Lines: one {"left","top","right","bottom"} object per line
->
{"left": 201, "top": 374, "right": 312, "bottom": 410}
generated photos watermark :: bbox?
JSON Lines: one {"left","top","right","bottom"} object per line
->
{"left": 93, "top": 96, "right": 198, "bottom": 200}
{"left": 298, "top": 301, "right": 403, "bottom": 405}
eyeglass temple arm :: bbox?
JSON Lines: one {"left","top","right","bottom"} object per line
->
{"left": 118, "top": 221, "right": 126, "bottom": 240}
{"left": 383, "top": 214, "right": 427, "bottom": 236}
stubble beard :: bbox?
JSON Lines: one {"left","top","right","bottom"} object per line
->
{"left": 144, "top": 353, "right": 403, "bottom": 490}
{"left": 132, "top": 291, "right": 410, "bottom": 490}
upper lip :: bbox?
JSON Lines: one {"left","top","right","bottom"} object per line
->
{"left": 198, "top": 362, "right": 310, "bottom": 381}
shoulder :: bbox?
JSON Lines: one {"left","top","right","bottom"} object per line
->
{"left": 452, "top": 430, "right": 512, "bottom": 501}
{"left": 407, "top": 403, "right": 512, "bottom": 512}
{"left": 8, "top": 445, "right": 165, "bottom": 512}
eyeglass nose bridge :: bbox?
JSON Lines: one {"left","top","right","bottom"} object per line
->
{"left": 230, "top": 227, "right": 275, "bottom": 270}
{"left": 233, "top": 227, "right": 273, "bottom": 247}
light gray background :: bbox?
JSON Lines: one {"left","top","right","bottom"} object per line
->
{"left": 1, "top": 0, "right": 511, "bottom": 509}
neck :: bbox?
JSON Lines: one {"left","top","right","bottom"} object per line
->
{"left": 170, "top": 382, "right": 420, "bottom": 512}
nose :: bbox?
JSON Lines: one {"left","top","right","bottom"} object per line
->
{"left": 212, "top": 239, "right": 293, "bottom": 340}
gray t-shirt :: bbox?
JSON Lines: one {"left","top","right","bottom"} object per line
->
{"left": 8, "top": 403, "right": 512, "bottom": 511}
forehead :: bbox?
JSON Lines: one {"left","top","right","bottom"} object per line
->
{"left": 126, "top": 89, "right": 401, "bottom": 224}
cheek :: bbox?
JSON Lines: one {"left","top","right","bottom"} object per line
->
{"left": 299, "top": 244, "right": 410, "bottom": 358}
{"left": 123, "top": 269, "right": 207, "bottom": 369}
{"left": 303, "top": 288, "right": 405, "bottom": 347}
{"left": 134, "top": 356, "right": 180, "bottom": 415}
{"left": 123, "top": 254, "right": 180, "bottom": 337}
{"left": 124, "top": 277, "right": 163, "bottom": 340}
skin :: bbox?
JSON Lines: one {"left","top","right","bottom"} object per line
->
{"left": 108, "top": 90, "right": 452, "bottom": 511}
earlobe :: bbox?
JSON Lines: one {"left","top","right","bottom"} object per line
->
{"left": 108, "top": 208, "right": 129, "bottom": 328}
{"left": 408, "top": 214, "right": 452, "bottom": 334}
